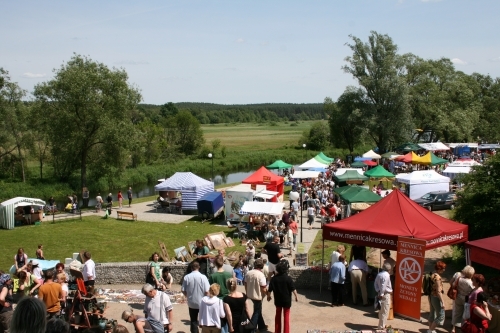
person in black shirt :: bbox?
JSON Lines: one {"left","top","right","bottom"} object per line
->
{"left": 267, "top": 262, "right": 298, "bottom": 333}
{"left": 263, "top": 236, "right": 283, "bottom": 280}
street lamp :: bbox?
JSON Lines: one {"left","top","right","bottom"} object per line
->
{"left": 303, "top": 143, "right": 307, "bottom": 160}
{"left": 208, "top": 153, "right": 214, "bottom": 181}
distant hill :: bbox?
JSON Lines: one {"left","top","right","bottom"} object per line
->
{"left": 138, "top": 102, "right": 326, "bottom": 124}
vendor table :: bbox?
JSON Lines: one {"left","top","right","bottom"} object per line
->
{"left": 488, "top": 302, "right": 500, "bottom": 333}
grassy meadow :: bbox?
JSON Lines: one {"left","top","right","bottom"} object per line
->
{"left": 201, "top": 121, "right": 323, "bottom": 151}
{"left": 0, "top": 215, "right": 248, "bottom": 272}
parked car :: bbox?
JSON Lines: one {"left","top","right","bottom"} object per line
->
{"left": 414, "top": 191, "right": 456, "bottom": 211}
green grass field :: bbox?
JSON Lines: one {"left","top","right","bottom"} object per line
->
{"left": 0, "top": 216, "right": 247, "bottom": 272}
{"left": 201, "top": 121, "right": 323, "bottom": 150}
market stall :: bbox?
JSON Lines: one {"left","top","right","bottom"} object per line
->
{"left": 298, "top": 157, "right": 330, "bottom": 170}
{"left": 0, "top": 197, "right": 46, "bottom": 229}
{"left": 395, "top": 170, "right": 450, "bottom": 200}
{"left": 291, "top": 170, "right": 322, "bottom": 179}
{"left": 334, "top": 170, "right": 368, "bottom": 185}
{"left": 417, "top": 142, "right": 450, "bottom": 151}
{"left": 242, "top": 166, "right": 284, "bottom": 201}
{"left": 266, "top": 159, "right": 293, "bottom": 170}
{"left": 362, "top": 149, "right": 382, "bottom": 159}
{"left": 334, "top": 185, "right": 381, "bottom": 217}
{"left": 154, "top": 172, "right": 214, "bottom": 211}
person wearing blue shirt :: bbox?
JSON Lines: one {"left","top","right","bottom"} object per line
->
{"left": 329, "top": 255, "right": 346, "bottom": 307}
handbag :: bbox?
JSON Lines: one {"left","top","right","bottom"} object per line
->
{"left": 447, "top": 276, "right": 460, "bottom": 300}
{"left": 461, "top": 320, "right": 481, "bottom": 333}
{"left": 239, "top": 299, "right": 256, "bottom": 333}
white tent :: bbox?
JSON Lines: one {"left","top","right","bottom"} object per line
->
{"left": 362, "top": 149, "right": 381, "bottom": 159}
{"left": 291, "top": 171, "right": 323, "bottom": 179}
{"left": 298, "top": 157, "right": 329, "bottom": 169}
{"left": 418, "top": 142, "right": 450, "bottom": 151}
{"left": 239, "top": 201, "right": 284, "bottom": 216}
{"left": 254, "top": 190, "right": 279, "bottom": 200}
{"left": 448, "top": 160, "right": 480, "bottom": 167}
{"left": 396, "top": 170, "right": 450, "bottom": 199}
{"left": 334, "top": 168, "right": 365, "bottom": 176}
{"left": 447, "top": 143, "right": 478, "bottom": 148}
{"left": 0, "top": 197, "right": 46, "bottom": 230}
{"left": 154, "top": 172, "right": 214, "bottom": 210}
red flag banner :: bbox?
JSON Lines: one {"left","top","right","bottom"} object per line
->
{"left": 394, "top": 236, "right": 426, "bottom": 321}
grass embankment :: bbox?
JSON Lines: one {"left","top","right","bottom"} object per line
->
{"left": 0, "top": 216, "right": 248, "bottom": 272}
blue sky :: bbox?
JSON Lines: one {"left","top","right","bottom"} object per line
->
{"left": 2, "top": 0, "right": 499, "bottom": 105}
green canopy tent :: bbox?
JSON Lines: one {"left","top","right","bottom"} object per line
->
{"left": 334, "top": 170, "right": 369, "bottom": 184}
{"left": 350, "top": 161, "right": 366, "bottom": 168}
{"left": 317, "top": 152, "right": 334, "bottom": 163}
{"left": 364, "top": 165, "right": 395, "bottom": 178}
{"left": 381, "top": 151, "right": 399, "bottom": 158}
{"left": 394, "top": 142, "right": 421, "bottom": 152}
{"left": 333, "top": 185, "right": 381, "bottom": 204}
{"left": 314, "top": 155, "right": 331, "bottom": 165}
{"left": 266, "top": 160, "right": 293, "bottom": 170}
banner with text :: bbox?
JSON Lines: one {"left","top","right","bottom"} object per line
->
{"left": 394, "top": 236, "right": 426, "bottom": 321}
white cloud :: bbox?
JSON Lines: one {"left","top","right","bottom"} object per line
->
{"left": 451, "top": 58, "right": 467, "bottom": 65}
{"left": 22, "top": 72, "right": 46, "bottom": 78}
{"left": 235, "top": 38, "right": 244, "bottom": 43}
{"left": 489, "top": 56, "right": 500, "bottom": 62}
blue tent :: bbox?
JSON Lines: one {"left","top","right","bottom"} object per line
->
{"left": 155, "top": 172, "right": 214, "bottom": 211}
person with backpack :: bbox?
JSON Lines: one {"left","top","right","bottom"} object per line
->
{"left": 142, "top": 284, "right": 173, "bottom": 333}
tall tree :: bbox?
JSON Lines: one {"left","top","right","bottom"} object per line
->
{"left": 470, "top": 73, "right": 500, "bottom": 143}
{"left": 327, "top": 89, "right": 366, "bottom": 153}
{"left": 164, "top": 110, "right": 205, "bottom": 155}
{"left": 342, "top": 31, "right": 413, "bottom": 151}
{"left": 0, "top": 76, "right": 30, "bottom": 182}
{"left": 406, "top": 57, "right": 480, "bottom": 142}
{"left": 454, "top": 154, "right": 500, "bottom": 241}
{"left": 33, "top": 54, "right": 141, "bottom": 187}
{"left": 300, "top": 121, "right": 330, "bottom": 150}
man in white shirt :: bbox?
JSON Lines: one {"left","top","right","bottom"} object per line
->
{"left": 143, "top": 283, "right": 174, "bottom": 332}
{"left": 381, "top": 249, "right": 397, "bottom": 286}
{"left": 348, "top": 258, "right": 370, "bottom": 306}
{"left": 82, "top": 251, "right": 96, "bottom": 287}
{"left": 374, "top": 263, "right": 393, "bottom": 329}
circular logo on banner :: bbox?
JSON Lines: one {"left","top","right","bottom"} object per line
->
{"left": 398, "top": 257, "right": 422, "bottom": 284}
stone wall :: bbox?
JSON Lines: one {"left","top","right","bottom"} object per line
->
{"left": 94, "top": 262, "right": 329, "bottom": 289}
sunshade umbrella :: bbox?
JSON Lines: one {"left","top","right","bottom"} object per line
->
{"left": 412, "top": 152, "right": 448, "bottom": 166}
{"left": 335, "top": 170, "right": 369, "bottom": 182}
{"left": 266, "top": 160, "right": 293, "bottom": 170}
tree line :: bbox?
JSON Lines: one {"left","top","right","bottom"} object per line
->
{"left": 326, "top": 31, "right": 500, "bottom": 153}
{"left": 137, "top": 102, "right": 325, "bottom": 125}
{"left": 2, "top": 31, "right": 500, "bottom": 189}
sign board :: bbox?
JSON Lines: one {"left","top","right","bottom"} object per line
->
{"left": 263, "top": 176, "right": 271, "bottom": 184}
{"left": 394, "top": 236, "right": 426, "bottom": 321}
{"left": 250, "top": 184, "right": 256, "bottom": 191}
{"left": 295, "top": 253, "right": 308, "bottom": 266}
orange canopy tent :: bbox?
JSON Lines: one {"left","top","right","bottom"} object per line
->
{"left": 242, "top": 166, "right": 284, "bottom": 201}
{"left": 394, "top": 151, "right": 419, "bottom": 163}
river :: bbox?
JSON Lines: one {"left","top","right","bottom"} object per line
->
{"left": 72, "top": 168, "right": 266, "bottom": 207}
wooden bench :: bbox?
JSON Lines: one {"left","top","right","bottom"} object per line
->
{"left": 116, "top": 211, "right": 137, "bottom": 221}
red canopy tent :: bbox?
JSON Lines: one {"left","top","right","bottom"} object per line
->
{"left": 363, "top": 160, "right": 377, "bottom": 166}
{"left": 242, "top": 166, "right": 284, "bottom": 201}
{"left": 394, "top": 152, "right": 415, "bottom": 163}
{"left": 465, "top": 235, "right": 500, "bottom": 270}
{"left": 322, "top": 190, "right": 468, "bottom": 250}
